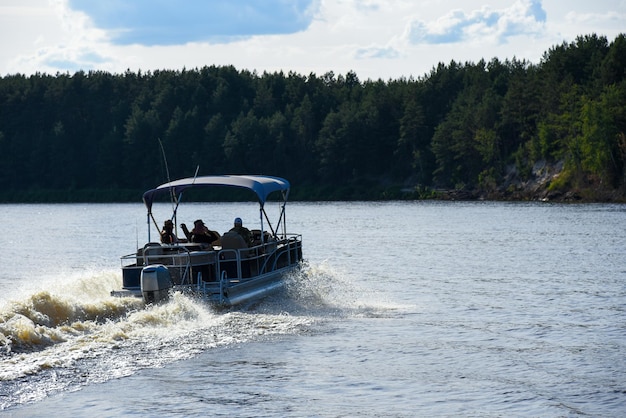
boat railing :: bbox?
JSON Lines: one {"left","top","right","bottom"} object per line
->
{"left": 255, "top": 234, "right": 302, "bottom": 273}
{"left": 216, "top": 234, "right": 302, "bottom": 280}
{"left": 121, "top": 244, "right": 201, "bottom": 285}
{"left": 216, "top": 240, "right": 275, "bottom": 280}
{"left": 120, "top": 234, "right": 302, "bottom": 285}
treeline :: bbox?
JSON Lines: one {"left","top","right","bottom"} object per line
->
{"left": 0, "top": 33, "right": 625, "bottom": 202}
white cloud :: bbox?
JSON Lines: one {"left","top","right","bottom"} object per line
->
{"left": 3, "top": 0, "right": 115, "bottom": 74}
{"left": 565, "top": 10, "right": 626, "bottom": 27}
{"left": 355, "top": 46, "right": 401, "bottom": 60}
{"left": 406, "top": 0, "right": 547, "bottom": 45}
{"left": 0, "top": 0, "right": 623, "bottom": 80}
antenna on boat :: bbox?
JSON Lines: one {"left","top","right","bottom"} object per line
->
{"left": 171, "top": 165, "right": 199, "bottom": 226}
{"left": 191, "top": 165, "right": 200, "bottom": 183}
{"left": 157, "top": 137, "right": 182, "bottom": 236}
{"left": 158, "top": 138, "right": 177, "bottom": 206}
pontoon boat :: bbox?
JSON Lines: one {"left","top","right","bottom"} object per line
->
{"left": 111, "top": 175, "right": 303, "bottom": 307}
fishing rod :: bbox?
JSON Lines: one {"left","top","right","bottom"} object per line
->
{"left": 171, "top": 165, "right": 200, "bottom": 241}
{"left": 146, "top": 196, "right": 161, "bottom": 241}
{"left": 156, "top": 137, "right": 181, "bottom": 239}
{"left": 158, "top": 138, "right": 177, "bottom": 208}
{"left": 156, "top": 138, "right": 201, "bottom": 241}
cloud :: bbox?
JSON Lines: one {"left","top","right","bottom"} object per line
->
{"left": 564, "top": 10, "right": 626, "bottom": 28}
{"left": 355, "top": 46, "right": 400, "bottom": 60}
{"left": 67, "top": 0, "right": 319, "bottom": 46}
{"left": 407, "top": 0, "right": 547, "bottom": 45}
{"left": 2, "top": 0, "right": 622, "bottom": 80}
{"left": 3, "top": 0, "right": 114, "bottom": 74}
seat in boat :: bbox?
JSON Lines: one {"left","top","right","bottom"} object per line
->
{"left": 220, "top": 231, "right": 251, "bottom": 278}
{"left": 142, "top": 242, "right": 164, "bottom": 265}
{"left": 220, "top": 231, "right": 248, "bottom": 250}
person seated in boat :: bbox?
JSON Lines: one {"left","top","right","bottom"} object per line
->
{"left": 160, "top": 219, "right": 179, "bottom": 244}
{"left": 229, "top": 217, "right": 253, "bottom": 246}
{"left": 190, "top": 219, "right": 220, "bottom": 244}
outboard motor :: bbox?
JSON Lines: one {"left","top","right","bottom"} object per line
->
{"left": 140, "top": 264, "right": 172, "bottom": 304}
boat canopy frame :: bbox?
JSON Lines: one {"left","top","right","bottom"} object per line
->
{"left": 142, "top": 175, "right": 291, "bottom": 243}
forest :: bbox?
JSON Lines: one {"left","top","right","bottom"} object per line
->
{"left": 0, "top": 33, "right": 625, "bottom": 202}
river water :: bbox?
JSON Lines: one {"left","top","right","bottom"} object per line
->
{"left": 0, "top": 201, "right": 625, "bottom": 417}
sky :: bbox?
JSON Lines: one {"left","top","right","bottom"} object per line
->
{"left": 1, "top": 0, "right": 624, "bottom": 81}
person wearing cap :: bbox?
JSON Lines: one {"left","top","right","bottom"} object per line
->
{"left": 229, "top": 217, "right": 253, "bottom": 246}
{"left": 190, "top": 219, "right": 220, "bottom": 244}
{"left": 160, "top": 219, "right": 179, "bottom": 244}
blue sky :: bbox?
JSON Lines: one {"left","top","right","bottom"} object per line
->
{"left": 67, "top": 0, "right": 315, "bottom": 45}
{"left": 1, "top": 0, "right": 624, "bottom": 80}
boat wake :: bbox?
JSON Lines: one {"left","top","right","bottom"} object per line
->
{"left": 279, "top": 260, "right": 405, "bottom": 318}
{"left": 0, "top": 261, "right": 389, "bottom": 410}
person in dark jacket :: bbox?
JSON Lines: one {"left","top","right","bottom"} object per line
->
{"left": 160, "top": 219, "right": 179, "bottom": 244}
{"left": 190, "top": 219, "right": 220, "bottom": 244}
{"left": 229, "top": 217, "right": 253, "bottom": 246}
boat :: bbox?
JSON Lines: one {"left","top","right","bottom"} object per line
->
{"left": 111, "top": 175, "right": 303, "bottom": 307}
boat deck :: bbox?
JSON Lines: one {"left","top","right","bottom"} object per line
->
{"left": 116, "top": 234, "right": 302, "bottom": 306}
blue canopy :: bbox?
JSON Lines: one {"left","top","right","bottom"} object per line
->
{"left": 142, "top": 175, "right": 290, "bottom": 211}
